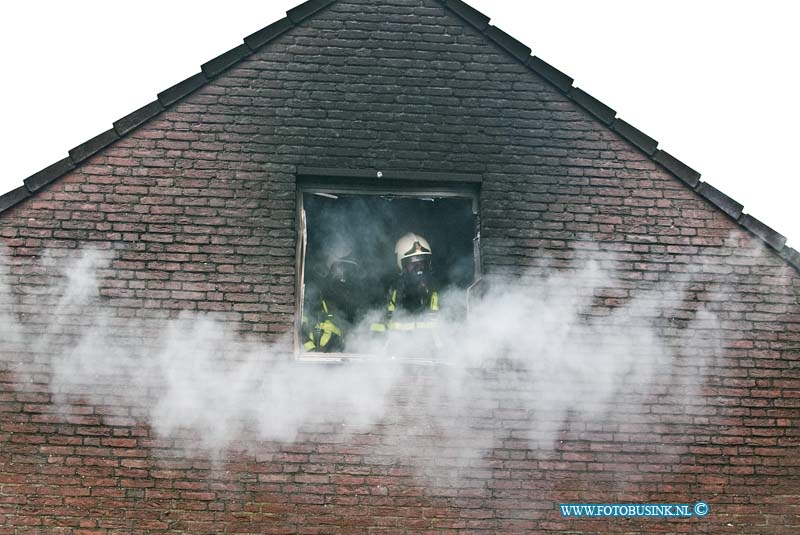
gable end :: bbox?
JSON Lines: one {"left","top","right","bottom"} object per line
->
{"left": 0, "top": 0, "right": 796, "bottom": 274}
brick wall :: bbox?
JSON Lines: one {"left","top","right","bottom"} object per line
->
{"left": 1, "top": 0, "right": 798, "bottom": 533}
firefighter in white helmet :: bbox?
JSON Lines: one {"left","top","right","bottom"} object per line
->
{"left": 370, "top": 233, "right": 439, "bottom": 335}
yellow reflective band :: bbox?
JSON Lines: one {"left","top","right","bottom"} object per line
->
{"left": 303, "top": 340, "right": 316, "bottom": 351}
{"left": 370, "top": 323, "right": 386, "bottom": 332}
{"left": 323, "top": 320, "right": 342, "bottom": 336}
{"left": 321, "top": 299, "right": 329, "bottom": 315}
{"left": 320, "top": 331, "right": 331, "bottom": 346}
{"left": 430, "top": 291, "right": 439, "bottom": 311}
{"left": 388, "top": 290, "right": 396, "bottom": 312}
{"left": 316, "top": 319, "right": 342, "bottom": 347}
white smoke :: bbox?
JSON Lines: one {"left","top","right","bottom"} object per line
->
{"left": 0, "top": 244, "right": 725, "bottom": 467}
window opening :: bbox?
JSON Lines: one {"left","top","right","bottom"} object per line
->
{"left": 296, "top": 185, "right": 479, "bottom": 360}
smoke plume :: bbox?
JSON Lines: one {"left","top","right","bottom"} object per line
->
{"left": 0, "top": 244, "right": 723, "bottom": 469}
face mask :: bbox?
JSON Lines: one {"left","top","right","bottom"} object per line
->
{"left": 400, "top": 256, "right": 431, "bottom": 296}
{"left": 328, "top": 260, "right": 360, "bottom": 285}
{"left": 323, "top": 261, "right": 364, "bottom": 316}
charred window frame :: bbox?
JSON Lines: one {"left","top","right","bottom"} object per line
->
{"left": 294, "top": 168, "right": 482, "bottom": 361}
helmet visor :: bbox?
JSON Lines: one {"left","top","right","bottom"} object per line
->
{"left": 401, "top": 255, "right": 430, "bottom": 276}
{"left": 329, "top": 260, "right": 362, "bottom": 284}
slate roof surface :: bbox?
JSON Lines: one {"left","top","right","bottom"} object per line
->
{"left": 0, "top": 0, "right": 797, "bottom": 272}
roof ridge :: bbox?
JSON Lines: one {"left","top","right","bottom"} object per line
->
{"left": 439, "top": 0, "right": 800, "bottom": 273}
{"left": 0, "top": 0, "right": 797, "bottom": 274}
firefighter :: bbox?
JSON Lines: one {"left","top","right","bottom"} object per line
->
{"left": 301, "top": 255, "right": 365, "bottom": 352}
{"left": 370, "top": 233, "right": 440, "bottom": 337}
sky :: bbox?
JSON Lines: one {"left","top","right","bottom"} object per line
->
{"left": 1, "top": 1, "right": 798, "bottom": 248}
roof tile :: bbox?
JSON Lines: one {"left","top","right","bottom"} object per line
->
{"left": 157, "top": 72, "right": 208, "bottom": 107}
{"left": 68, "top": 129, "right": 120, "bottom": 164}
{"left": 444, "top": 0, "right": 490, "bottom": 31}
{"left": 653, "top": 150, "right": 701, "bottom": 187}
{"left": 23, "top": 157, "right": 75, "bottom": 193}
{"left": 245, "top": 17, "right": 295, "bottom": 50}
{"left": 696, "top": 182, "right": 744, "bottom": 220}
{"left": 113, "top": 101, "right": 164, "bottom": 136}
{"left": 287, "top": 0, "right": 335, "bottom": 24}
{"left": 612, "top": 119, "right": 658, "bottom": 155}
{"left": 526, "top": 56, "right": 573, "bottom": 93}
{"left": 780, "top": 246, "right": 800, "bottom": 272}
{"left": 739, "top": 214, "right": 787, "bottom": 251}
{"left": 0, "top": 186, "right": 31, "bottom": 213}
{"left": 201, "top": 44, "right": 251, "bottom": 78}
{"left": 570, "top": 88, "right": 616, "bottom": 125}
{"left": 484, "top": 26, "right": 531, "bottom": 62}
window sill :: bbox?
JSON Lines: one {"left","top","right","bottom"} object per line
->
{"left": 294, "top": 352, "right": 453, "bottom": 367}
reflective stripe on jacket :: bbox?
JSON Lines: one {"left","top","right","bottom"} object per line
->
{"left": 303, "top": 299, "right": 343, "bottom": 351}
{"left": 370, "top": 290, "right": 439, "bottom": 332}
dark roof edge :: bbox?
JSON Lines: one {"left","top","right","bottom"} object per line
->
{"left": 201, "top": 44, "right": 251, "bottom": 79}
{"left": 69, "top": 129, "right": 120, "bottom": 165}
{"left": 739, "top": 214, "right": 787, "bottom": 251}
{"left": 0, "top": 186, "right": 31, "bottom": 213}
{"left": 0, "top": 0, "right": 337, "bottom": 216}
{"left": 437, "top": 0, "right": 799, "bottom": 273}
{"left": 287, "top": 0, "right": 336, "bottom": 24}
{"left": 780, "top": 246, "right": 800, "bottom": 272}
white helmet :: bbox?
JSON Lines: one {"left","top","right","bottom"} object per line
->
{"left": 395, "top": 233, "right": 432, "bottom": 270}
